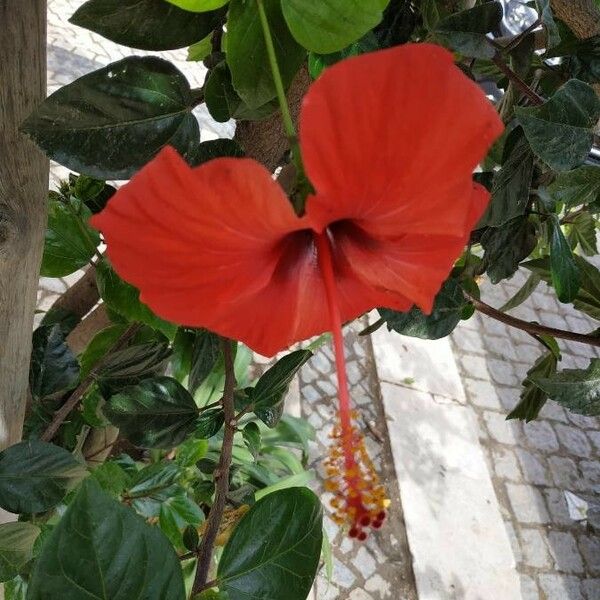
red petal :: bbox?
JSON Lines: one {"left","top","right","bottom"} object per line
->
{"left": 300, "top": 43, "right": 503, "bottom": 236}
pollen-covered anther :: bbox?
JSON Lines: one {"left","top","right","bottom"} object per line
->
{"left": 325, "top": 420, "right": 389, "bottom": 541}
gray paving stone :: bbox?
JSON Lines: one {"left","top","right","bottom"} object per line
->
{"left": 483, "top": 410, "right": 522, "bottom": 445}
{"left": 352, "top": 547, "right": 377, "bottom": 580}
{"left": 544, "top": 487, "right": 574, "bottom": 526}
{"left": 522, "top": 420, "right": 560, "bottom": 452}
{"left": 519, "top": 574, "right": 540, "bottom": 600}
{"left": 495, "top": 385, "right": 522, "bottom": 411}
{"left": 548, "top": 455, "right": 584, "bottom": 490}
{"left": 488, "top": 358, "right": 521, "bottom": 386}
{"left": 492, "top": 447, "right": 521, "bottom": 481}
{"left": 556, "top": 424, "right": 593, "bottom": 457}
{"left": 515, "top": 448, "right": 551, "bottom": 485}
{"left": 464, "top": 378, "right": 503, "bottom": 409}
{"left": 540, "top": 401, "right": 570, "bottom": 423}
{"left": 506, "top": 483, "right": 550, "bottom": 524}
{"left": 583, "top": 578, "right": 600, "bottom": 600}
{"left": 581, "top": 460, "right": 600, "bottom": 487}
{"left": 579, "top": 536, "right": 600, "bottom": 577}
{"left": 459, "top": 354, "right": 490, "bottom": 380}
{"left": 548, "top": 531, "right": 585, "bottom": 574}
{"left": 520, "top": 528, "right": 552, "bottom": 568}
{"left": 539, "top": 574, "right": 584, "bottom": 600}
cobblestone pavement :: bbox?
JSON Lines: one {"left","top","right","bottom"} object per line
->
{"left": 451, "top": 270, "right": 600, "bottom": 600}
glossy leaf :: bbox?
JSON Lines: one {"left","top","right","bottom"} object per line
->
{"left": 196, "top": 407, "right": 225, "bottom": 439}
{"left": 72, "top": 175, "right": 116, "bottom": 214}
{"left": 104, "top": 376, "right": 199, "bottom": 448}
{"left": 0, "top": 523, "right": 40, "bottom": 582}
{"left": 478, "top": 128, "right": 534, "bottom": 228}
{"left": 79, "top": 324, "right": 127, "bottom": 379}
{"left": 190, "top": 330, "right": 221, "bottom": 394}
{"left": 242, "top": 422, "right": 261, "bottom": 459}
{"left": 41, "top": 199, "right": 100, "bottom": 277}
{"left": 481, "top": 217, "right": 537, "bottom": 284}
{"left": 22, "top": 57, "right": 200, "bottom": 179}
{"left": 499, "top": 273, "right": 541, "bottom": 312}
{"left": 187, "top": 139, "right": 244, "bottom": 167}
{"left": 549, "top": 165, "right": 600, "bottom": 208}
{"left": 27, "top": 479, "right": 185, "bottom": 599}
{"left": 281, "top": 0, "right": 389, "bottom": 54}
{"left": 550, "top": 217, "right": 581, "bottom": 303}
{"left": 29, "top": 324, "right": 80, "bottom": 401}
{"left": 0, "top": 440, "right": 86, "bottom": 514}
{"left": 379, "top": 277, "right": 467, "bottom": 339}
{"left": 71, "top": 0, "right": 224, "bottom": 51}
{"left": 165, "top": 0, "right": 228, "bottom": 11}
{"left": 218, "top": 487, "right": 322, "bottom": 600}
{"left": 530, "top": 358, "right": 600, "bottom": 416}
{"left": 187, "top": 34, "right": 213, "bottom": 61}
{"left": 515, "top": 79, "right": 600, "bottom": 171}
{"left": 568, "top": 212, "right": 598, "bottom": 256}
{"left": 508, "top": 352, "right": 558, "bottom": 421}
{"left": 159, "top": 494, "right": 204, "bottom": 548}
{"left": 96, "top": 260, "right": 177, "bottom": 338}
{"left": 435, "top": 2, "right": 503, "bottom": 59}
{"left": 227, "top": 0, "right": 305, "bottom": 109}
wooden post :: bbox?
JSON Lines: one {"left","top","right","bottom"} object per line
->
{"left": 0, "top": 0, "right": 48, "bottom": 449}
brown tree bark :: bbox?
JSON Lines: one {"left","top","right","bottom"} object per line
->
{"left": 0, "top": 0, "right": 48, "bottom": 449}
{"left": 551, "top": 0, "right": 600, "bottom": 38}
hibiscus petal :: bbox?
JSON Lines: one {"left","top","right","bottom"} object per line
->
{"left": 300, "top": 43, "right": 503, "bottom": 235}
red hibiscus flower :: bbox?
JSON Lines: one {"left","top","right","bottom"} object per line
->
{"left": 91, "top": 43, "right": 503, "bottom": 538}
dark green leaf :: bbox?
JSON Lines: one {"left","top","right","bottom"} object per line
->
{"left": 96, "top": 341, "right": 172, "bottom": 393}
{"left": 104, "top": 376, "right": 199, "bottom": 448}
{"left": 254, "top": 402, "right": 285, "bottom": 429}
{"left": 379, "top": 278, "right": 467, "bottom": 339}
{"left": 96, "top": 260, "right": 177, "bottom": 338}
{"left": 28, "top": 479, "right": 185, "bottom": 599}
{"left": 508, "top": 352, "right": 558, "bottom": 421}
{"left": 165, "top": 0, "right": 229, "bottom": 10}
{"left": 550, "top": 217, "right": 581, "bottom": 302}
{"left": 281, "top": 0, "right": 389, "bottom": 54}
{"left": 515, "top": 79, "right": 600, "bottom": 171}
{"left": 71, "top": 0, "right": 224, "bottom": 51}
{"left": 175, "top": 437, "right": 209, "bottom": 467}
{"left": 40, "top": 198, "right": 99, "bottom": 277}
{"left": 22, "top": 57, "right": 199, "bottom": 180}
{"left": 218, "top": 487, "right": 322, "bottom": 600}
{"left": 374, "top": 0, "right": 417, "bottom": 48}
{"left": 72, "top": 175, "right": 116, "bottom": 214}
{"left": 190, "top": 330, "right": 221, "bottom": 394}
{"left": 549, "top": 165, "right": 600, "bottom": 208}
{"left": 481, "top": 217, "right": 537, "bottom": 283}
{"left": 525, "top": 255, "right": 600, "bottom": 320}
{"left": 242, "top": 422, "right": 261, "bottom": 459}
{"left": 29, "top": 325, "right": 79, "bottom": 401}
{"left": 227, "top": 0, "right": 306, "bottom": 109}
{"left": 0, "top": 523, "right": 40, "bottom": 582}
{"left": 499, "top": 273, "right": 541, "bottom": 312}
{"left": 79, "top": 324, "right": 127, "bottom": 379}
{"left": 435, "top": 2, "right": 503, "bottom": 59}
{"left": 186, "top": 139, "right": 244, "bottom": 167}
{"left": 90, "top": 461, "right": 132, "bottom": 497}
{"left": 39, "top": 307, "right": 78, "bottom": 336}
{"left": 568, "top": 212, "right": 598, "bottom": 256}
{"left": 536, "top": 0, "right": 561, "bottom": 49}
{"left": 81, "top": 384, "right": 109, "bottom": 427}
{"left": 478, "top": 128, "right": 535, "bottom": 228}
{"left": 196, "top": 407, "right": 225, "bottom": 439}
{"left": 530, "top": 358, "right": 600, "bottom": 416}
{"left": 159, "top": 494, "right": 204, "bottom": 548}
{"left": 0, "top": 440, "right": 87, "bottom": 514}
{"left": 183, "top": 524, "right": 200, "bottom": 551}
{"left": 126, "top": 462, "right": 182, "bottom": 517}
{"left": 250, "top": 350, "right": 312, "bottom": 413}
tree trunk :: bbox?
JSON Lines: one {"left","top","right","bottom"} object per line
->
{"left": 0, "top": 0, "right": 48, "bottom": 450}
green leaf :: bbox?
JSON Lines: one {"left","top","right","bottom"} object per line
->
{"left": 186, "top": 139, "right": 244, "bottom": 166}
{"left": 550, "top": 217, "right": 581, "bottom": 303}
{"left": 196, "top": 407, "right": 225, "bottom": 438}
{"left": 227, "top": 0, "right": 306, "bottom": 109}
{"left": 22, "top": 57, "right": 200, "bottom": 180}
{"left": 481, "top": 217, "right": 537, "bottom": 284}
{"left": 0, "top": 523, "right": 40, "bottom": 582}
{"left": 183, "top": 524, "right": 200, "bottom": 551}
{"left": 478, "top": 128, "right": 535, "bottom": 228}
{"left": 79, "top": 324, "right": 130, "bottom": 379}
{"left": 159, "top": 494, "right": 204, "bottom": 548}
{"left": 165, "top": 0, "right": 229, "bottom": 11}
{"left": 499, "top": 272, "right": 541, "bottom": 312}
{"left": 71, "top": 175, "right": 116, "bottom": 214}
{"left": 81, "top": 384, "right": 109, "bottom": 427}
{"left": 568, "top": 212, "right": 598, "bottom": 256}
{"left": 40, "top": 198, "right": 100, "bottom": 277}
{"left": 434, "top": 2, "right": 503, "bottom": 59}
{"left": 0, "top": 440, "right": 87, "bottom": 514}
{"left": 176, "top": 437, "right": 209, "bottom": 467}
{"left": 97, "top": 260, "right": 177, "bottom": 338}
{"left": 536, "top": 0, "right": 561, "bottom": 49}
{"left": 96, "top": 341, "right": 172, "bottom": 393}
{"left": 530, "top": 357, "right": 600, "bottom": 416}
{"left": 28, "top": 479, "right": 185, "bottom": 599}
{"left": 71, "top": 0, "right": 224, "bottom": 51}
{"left": 549, "top": 165, "right": 600, "bottom": 208}
{"left": 218, "top": 487, "right": 322, "bottom": 600}
{"left": 379, "top": 277, "right": 467, "bottom": 339}
{"left": 525, "top": 255, "right": 600, "bottom": 320}
{"left": 508, "top": 352, "right": 558, "bottom": 421}
{"left": 515, "top": 79, "right": 600, "bottom": 171}
{"left": 104, "top": 376, "right": 199, "bottom": 448}
{"left": 90, "top": 461, "right": 132, "bottom": 497}
{"left": 249, "top": 350, "right": 312, "bottom": 427}
{"left": 29, "top": 324, "right": 80, "bottom": 401}
{"left": 281, "top": 0, "right": 389, "bottom": 54}
{"left": 187, "top": 34, "right": 214, "bottom": 61}
{"left": 190, "top": 330, "right": 221, "bottom": 394}
{"left": 242, "top": 422, "right": 261, "bottom": 459}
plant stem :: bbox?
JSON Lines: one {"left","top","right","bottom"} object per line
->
{"left": 491, "top": 53, "right": 544, "bottom": 106}
{"left": 192, "top": 339, "right": 237, "bottom": 593}
{"left": 466, "top": 292, "right": 600, "bottom": 348}
{"left": 40, "top": 323, "right": 141, "bottom": 442}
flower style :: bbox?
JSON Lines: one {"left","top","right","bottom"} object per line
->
{"left": 91, "top": 43, "right": 503, "bottom": 538}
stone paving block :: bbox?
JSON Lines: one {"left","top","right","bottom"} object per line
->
{"left": 522, "top": 420, "right": 560, "bottom": 453}
{"left": 352, "top": 547, "right": 377, "bottom": 580}
{"left": 519, "top": 574, "right": 540, "bottom": 600}
{"left": 548, "top": 531, "right": 584, "bottom": 573}
{"left": 539, "top": 574, "right": 584, "bottom": 600}
{"left": 464, "top": 378, "right": 503, "bottom": 410}
{"left": 348, "top": 590, "right": 374, "bottom": 600}
{"left": 540, "top": 401, "right": 569, "bottom": 423}
{"left": 589, "top": 431, "right": 600, "bottom": 453}
{"left": 453, "top": 327, "right": 486, "bottom": 354}
{"left": 506, "top": 483, "right": 550, "bottom": 524}
{"left": 483, "top": 410, "right": 522, "bottom": 445}
{"left": 568, "top": 411, "right": 600, "bottom": 430}
{"left": 459, "top": 354, "right": 490, "bottom": 381}
{"left": 581, "top": 460, "right": 600, "bottom": 487}
{"left": 515, "top": 448, "right": 550, "bottom": 486}
{"left": 544, "top": 487, "right": 574, "bottom": 526}
{"left": 520, "top": 528, "right": 552, "bottom": 568}
{"left": 488, "top": 358, "right": 521, "bottom": 387}
{"left": 556, "top": 424, "right": 593, "bottom": 457}
{"left": 579, "top": 536, "right": 600, "bottom": 577}
{"left": 492, "top": 447, "right": 522, "bottom": 481}
{"left": 495, "top": 385, "right": 522, "bottom": 411}
{"left": 548, "top": 455, "right": 584, "bottom": 490}
{"left": 583, "top": 578, "right": 600, "bottom": 600}
{"left": 365, "top": 574, "right": 392, "bottom": 598}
